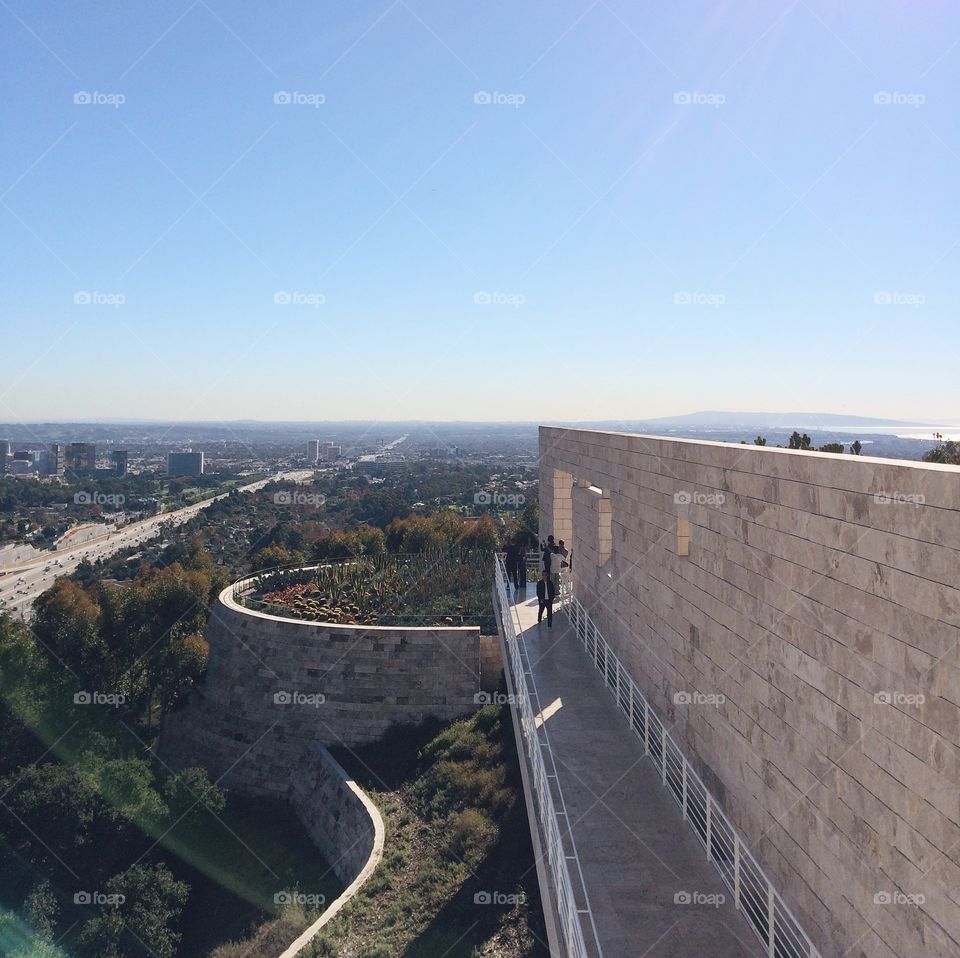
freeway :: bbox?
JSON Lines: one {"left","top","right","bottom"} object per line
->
{"left": 0, "top": 469, "right": 314, "bottom": 621}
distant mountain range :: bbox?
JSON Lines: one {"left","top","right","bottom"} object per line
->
{"left": 635, "top": 411, "right": 937, "bottom": 429}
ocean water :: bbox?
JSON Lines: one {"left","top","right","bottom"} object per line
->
{"left": 825, "top": 426, "right": 960, "bottom": 441}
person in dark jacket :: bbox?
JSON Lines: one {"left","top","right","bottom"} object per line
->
{"left": 536, "top": 570, "right": 556, "bottom": 626}
{"left": 504, "top": 541, "right": 521, "bottom": 588}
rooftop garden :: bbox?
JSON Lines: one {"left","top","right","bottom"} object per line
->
{"left": 240, "top": 551, "right": 495, "bottom": 632}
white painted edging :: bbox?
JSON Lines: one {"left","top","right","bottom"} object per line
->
{"left": 277, "top": 760, "right": 385, "bottom": 958}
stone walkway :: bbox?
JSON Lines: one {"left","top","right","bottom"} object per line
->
{"left": 505, "top": 587, "right": 766, "bottom": 958}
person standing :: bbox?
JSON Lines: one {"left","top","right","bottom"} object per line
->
{"left": 517, "top": 539, "right": 528, "bottom": 589}
{"left": 536, "top": 569, "right": 556, "bottom": 626}
{"left": 504, "top": 540, "right": 520, "bottom": 588}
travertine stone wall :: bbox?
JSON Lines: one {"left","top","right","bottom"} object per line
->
{"left": 290, "top": 744, "right": 379, "bottom": 884}
{"left": 479, "top": 633, "right": 504, "bottom": 692}
{"left": 157, "top": 581, "right": 481, "bottom": 788}
{"left": 539, "top": 426, "right": 960, "bottom": 958}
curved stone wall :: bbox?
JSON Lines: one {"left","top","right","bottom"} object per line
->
{"left": 157, "top": 577, "right": 481, "bottom": 791}
{"left": 277, "top": 744, "right": 385, "bottom": 958}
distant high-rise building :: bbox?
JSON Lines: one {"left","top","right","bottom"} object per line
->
{"left": 167, "top": 451, "right": 204, "bottom": 477}
{"left": 112, "top": 450, "right": 129, "bottom": 476}
{"left": 321, "top": 441, "right": 341, "bottom": 461}
{"left": 48, "top": 443, "right": 65, "bottom": 477}
{"left": 13, "top": 449, "right": 33, "bottom": 464}
{"left": 0, "top": 439, "right": 9, "bottom": 474}
{"left": 66, "top": 442, "right": 96, "bottom": 476}
{"left": 306, "top": 440, "right": 320, "bottom": 463}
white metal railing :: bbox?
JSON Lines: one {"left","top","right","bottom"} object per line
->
{"left": 557, "top": 582, "right": 822, "bottom": 958}
{"left": 493, "top": 556, "right": 594, "bottom": 958}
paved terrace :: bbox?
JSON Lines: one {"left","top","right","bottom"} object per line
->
{"left": 504, "top": 586, "right": 766, "bottom": 958}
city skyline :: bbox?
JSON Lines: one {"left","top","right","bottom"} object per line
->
{"left": 3, "top": 2, "right": 959, "bottom": 421}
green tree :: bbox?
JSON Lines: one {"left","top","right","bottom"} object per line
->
{"left": 32, "top": 580, "right": 106, "bottom": 687}
{"left": 22, "top": 880, "right": 58, "bottom": 941}
{"left": 923, "top": 432, "right": 960, "bottom": 465}
{"left": 850, "top": 440, "right": 863, "bottom": 455}
{"left": 787, "top": 431, "right": 812, "bottom": 450}
{"left": 818, "top": 442, "right": 844, "bottom": 454}
{"left": 753, "top": 436, "right": 767, "bottom": 446}
{"left": 76, "top": 863, "right": 188, "bottom": 958}
{"left": 458, "top": 514, "right": 500, "bottom": 553}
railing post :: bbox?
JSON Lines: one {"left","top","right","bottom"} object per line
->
{"left": 734, "top": 834, "right": 741, "bottom": 911}
{"left": 768, "top": 885, "right": 776, "bottom": 957}
{"left": 628, "top": 680, "right": 634, "bottom": 728}
{"left": 705, "top": 792, "right": 712, "bottom": 861}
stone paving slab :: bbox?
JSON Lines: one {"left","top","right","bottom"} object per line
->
{"left": 508, "top": 588, "right": 766, "bottom": 958}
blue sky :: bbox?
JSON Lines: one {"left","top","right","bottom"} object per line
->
{"left": 1, "top": 1, "right": 958, "bottom": 422}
